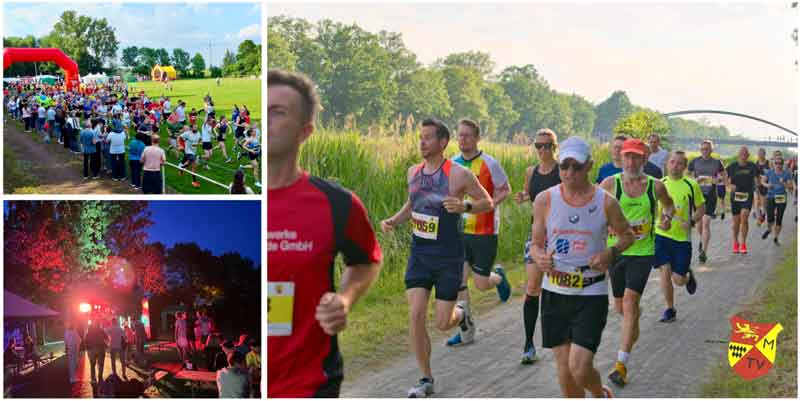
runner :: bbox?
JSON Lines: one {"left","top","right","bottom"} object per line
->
{"left": 445, "top": 118, "right": 512, "bottom": 347}
{"left": 599, "top": 138, "right": 674, "bottom": 387}
{"left": 655, "top": 151, "right": 705, "bottom": 323}
{"left": 725, "top": 146, "right": 759, "bottom": 254}
{"left": 761, "top": 151, "right": 794, "bottom": 245}
{"left": 242, "top": 128, "right": 262, "bottom": 188}
{"left": 267, "top": 69, "right": 382, "bottom": 397}
{"left": 716, "top": 176, "right": 727, "bottom": 220}
{"left": 215, "top": 116, "right": 232, "bottom": 163}
{"left": 201, "top": 116, "right": 215, "bottom": 170}
{"left": 647, "top": 134, "right": 669, "bottom": 176}
{"left": 513, "top": 128, "right": 561, "bottom": 364}
{"left": 380, "top": 118, "right": 493, "bottom": 398}
{"left": 596, "top": 135, "right": 626, "bottom": 183}
{"left": 687, "top": 140, "right": 726, "bottom": 263}
{"left": 754, "top": 148, "right": 771, "bottom": 226}
{"left": 533, "top": 136, "right": 633, "bottom": 398}
{"left": 180, "top": 126, "right": 202, "bottom": 188}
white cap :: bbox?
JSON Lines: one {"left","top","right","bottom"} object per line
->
{"left": 558, "top": 136, "right": 591, "bottom": 164}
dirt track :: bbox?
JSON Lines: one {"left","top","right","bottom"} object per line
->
{"left": 342, "top": 212, "right": 797, "bottom": 397}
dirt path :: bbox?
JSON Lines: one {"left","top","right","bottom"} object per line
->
{"left": 342, "top": 212, "right": 798, "bottom": 397}
{"left": 4, "top": 122, "right": 138, "bottom": 194}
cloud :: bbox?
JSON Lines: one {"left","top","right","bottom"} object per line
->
{"left": 237, "top": 24, "right": 260, "bottom": 40}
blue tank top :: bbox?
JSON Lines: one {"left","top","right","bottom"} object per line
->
{"left": 408, "top": 159, "right": 463, "bottom": 256}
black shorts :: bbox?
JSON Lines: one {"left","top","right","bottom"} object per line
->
{"left": 163, "top": 112, "right": 171, "bottom": 119}
{"left": 217, "top": 135, "right": 225, "bottom": 142}
{"left": 405, "top": 251, "right": 463, "bottom": 301}
{"left": 202, "top": 141, "right": 213, "bottom": 150}
{"left": 731, "top": 192, "right": 753, "bottom": 215}
{"left": 541, "top": 290, "right": 608, "bottom": 354}
{"left": 609, "top": 255, "right": 654, "bottom": 298}
{"left": 463, "top": 234, "right": 498, "bottom": 277}
{"left": 185, "top": 153, "right": 196, "bottom": 163}
{"left": 702, "top": 189, "right": 717, "bottom": 217}
{"left": 758, "top": 185, "right": 768, "bottom": 197}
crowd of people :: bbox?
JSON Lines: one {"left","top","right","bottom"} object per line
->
{"left": 4, "top": 80, "right": 261, "bottom": 193}
{"left": 267, "top": 69, "right": 798, "bottom": 398}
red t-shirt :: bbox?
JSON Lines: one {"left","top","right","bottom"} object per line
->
{"left": 267, "top": 172, "right": 381, "bottom": 397}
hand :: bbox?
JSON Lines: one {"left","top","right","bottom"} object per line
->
{"left": 681, "top": 220, "right": 691, "bottom": 232}
{"left": 315, "top": 292, "right": 349, "bottom": 336}
{"left": 442, "top": 196, "right": 466, "bottom": 213}
{"left": 380, "top": 218, "right": 396, "bottom": 233}
{"left": 534, "top": 249, "right": 556, "bottom": 273}
{"left": 514, "top": 191, "right": 527, "bottom": 204}
{"left": 659, "top": 213, "right": 672, "bottom": 231}
{"left": 588, "top": 248, "right": 613, "bottom": 272}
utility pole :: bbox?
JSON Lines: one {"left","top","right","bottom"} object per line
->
{"left": 208, "top": 41, "right": 213, "bottom": 69}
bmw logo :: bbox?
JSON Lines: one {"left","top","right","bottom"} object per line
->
{"left": 569, "top": 214, "right": 580, "bottom": 224}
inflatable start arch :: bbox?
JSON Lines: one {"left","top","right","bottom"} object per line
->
{"left": 3, "top": 48, "right": 80, "bottom": 91}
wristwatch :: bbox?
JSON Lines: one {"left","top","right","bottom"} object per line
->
{"left": 464, "top": 201, "right": 473, "bottom": 213}
{"left": 609, "top": 245, "right": 620, "bottom": 262}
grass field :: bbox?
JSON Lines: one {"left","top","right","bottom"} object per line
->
{"left": 128, "top": 77, "right": 261, "bottom": 123}
{"left": 299, "top": 130, "right": 612, "bottom": 374}
{"left": 701, "top": 241, "right": 797, "bottom": 397}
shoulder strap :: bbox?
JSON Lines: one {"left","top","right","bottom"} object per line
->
{"left": 682, "top": 178, "right": 695, "bottom": 223}
{"left": 647, "top": 177, "right": 656, "bottom": 237}
{"left": 308, "top": 176, "right": 352, "bottom": 258}
{"left": 615, "top": 174, "right": 622, "bottom": 201}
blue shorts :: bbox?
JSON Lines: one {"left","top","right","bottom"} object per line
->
{"left": 654, "top": 235, "right": 692, "bottom": 276}
{"left": 405, "top": 251, "right": 463, "bottom": 301}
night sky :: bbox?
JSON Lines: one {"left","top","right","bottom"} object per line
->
{"left": 146, "top": 201, "right": 261, "bottom": 264}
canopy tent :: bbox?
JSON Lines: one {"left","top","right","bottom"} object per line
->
{"left": 81, "top": 73, "right": 108, "bottom": 85}
{"left": 35, "top": 75, "right": 57, "bottom": 85}
{"left": 151, "top": 65, "right": 177, "bottom": 81}
{"left": 4, "top": 290, "right": 59, "bottom": 346}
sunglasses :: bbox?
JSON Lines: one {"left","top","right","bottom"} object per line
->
{"left": 534, "top": 142, "right": 554, "bottom": 150}
{"left": 560, "top": 160, "right": 587, "bottom": 171}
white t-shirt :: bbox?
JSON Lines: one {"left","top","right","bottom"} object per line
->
{"left": 181, "top": 131, "right": 200, "bottom": 155}
{"left": 201, "top": 124, "right": 213, "bottom": 142}
{"left": 649, "top": 148, "right": 669, "bottom": 174}
{"left": 163, "top": 100, "right": 171, "bottom": 113}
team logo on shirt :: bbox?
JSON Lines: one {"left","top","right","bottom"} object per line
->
{"left": 568, "top": 215, "right": 580, "bottom": 224}
{"left": 727, "top": 315, "right": 783, "bottom": 381}
{"left": 555, "top": 238, "right": 570, "bottom": 254}
{"left": 588, "top": 205, "right": 598, "bottom": 214}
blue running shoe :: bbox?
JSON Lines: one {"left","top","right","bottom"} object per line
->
{"left": 520, "top": 346, "right": 537, "bottom": 365}
{"left": 446, "top": 332, "right": 463, "bottom": 347}
{"left": 659, "top": 308, "right": 676, "bottom": 323}
{"left": 495, "top": 265, "right": 511, "bottom": 302}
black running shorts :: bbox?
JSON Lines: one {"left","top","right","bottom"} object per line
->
{"left": 541, "top": 289, "right": 608, "bottom": 354}
{"left": 463, "top": 234, "right": 498, "bottom": 277}
{"left": 609, "top": 255, "right": 654, "bottom": 298}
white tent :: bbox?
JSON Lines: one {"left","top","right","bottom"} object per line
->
{"left": 81, "top": 73, "right": 109, "bottom": 84}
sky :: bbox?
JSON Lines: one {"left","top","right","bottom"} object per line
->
{"left": 269, "top": 2, "right": 798, "bottom": 141}
{"left": 146, "top": 200, "right": 261, "bottom": 264}
{"left": 4, "top": 2, "right": 262, "bottom": 67}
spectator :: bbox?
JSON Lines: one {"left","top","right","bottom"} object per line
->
{"left": 85, "top": 322, "right": 109, "bottom": 384}
{"left": 140, "top": 134, "right": 166, "bottom": 194}
{"left": 80, "top": 120, "right": 100, "bottom": 179}
{"left": 128, "top": 133, "right": 146, "bottom": 189}
{"left": 216, "top": 351, "right": 250, "bottom": 398}
{"left": 229, "top": 169, "right": 254, "bottom": 194}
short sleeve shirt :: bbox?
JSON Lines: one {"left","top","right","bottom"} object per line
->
{"left": 596, "top": 163, "right": 622, "bottom": 184}
{"left": 656, "top": 176, "right": 705, "bottom": 242}
{"left": 452, "top": 151, "right": 509, "bottom": 235}
{"left": 766, "top": 169, "right": 792, "bottom": 198}
{"left": 688, "top": 157, "right": 725, "bottom": 193}
{"left": 726, "top": 161, "right": 758, "bottom": 195}
{"left": 180, "top": 132, "right": 200, "bottom": 155}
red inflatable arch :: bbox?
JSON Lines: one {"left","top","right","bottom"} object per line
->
{"left": 3, "top": 48, "right": 80, "bottom": 91}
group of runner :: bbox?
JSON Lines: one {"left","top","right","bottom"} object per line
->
{"left": 4, "top": 80, "right": 261, "bottom": 191}
{"left": 267, "top": 69, "right": 797, "bottom": 398}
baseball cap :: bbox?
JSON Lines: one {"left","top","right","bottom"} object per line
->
{"left": 621, "top": 139, "right": 647, "bottom": 156}
{"left": 559, "top": 136, "right": 592, "bottom": 164}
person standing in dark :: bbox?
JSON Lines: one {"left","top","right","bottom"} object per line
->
{"left": 85, "top": 322, "right": 109, "bottom": 384}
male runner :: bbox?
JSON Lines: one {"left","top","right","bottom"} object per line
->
{"left": 533, "top": 136, "right": 634, "bottom": 398}
{"left": 381, "top": 118, "right": 493, "bottom": 398}
{"left": 446, "top": 118, "right": 512, "bottom": 347}
{"left": 655, "top": 151, "right": 705, "bottom": 323}
{"left": 267, "top": 69, "right": 383, "bottom": 397}
{"left": 647, "top": 134, "right": 669, "bottom": 176}
{"left": 726, "top": 147, "right": 759, "bottom": 254}
{"left": 754, "top": 148, "right": 771, "bottom": 225}
{"left": 596, "top": 136, "right": 626, "bottom": 183}
{"left": 599, "top": 139, "right": 674, "bottom": 387}
{"left": 688, "top": 140, "right": 726, "bottom": 263}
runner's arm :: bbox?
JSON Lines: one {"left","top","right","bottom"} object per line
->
{"left": 655, "top": 180, "right": 675, "bottom": 215}
{"left": 382, "top": 198, "right": 412, "bottom": 232}
{"left": 453, "top": 166, "right": 493, "bottom": 214}
{"left": 493, "top": 182, "right": 511, "bottom": 206}
{"left": 515, "top": 166, "right": 534, "bottom": 203}
{"left": 530, "top": 191, "right": 552, "bottom": 272}
{"left": 338, "top": 261, "right": 381, "bottom": 316}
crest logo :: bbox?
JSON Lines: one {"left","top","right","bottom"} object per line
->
{"left": 727, "top": 315, "right": 783, "bottom": 381}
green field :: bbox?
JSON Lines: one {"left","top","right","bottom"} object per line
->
{"left": 128, "top": 77, "right": 261, "bottom": 123}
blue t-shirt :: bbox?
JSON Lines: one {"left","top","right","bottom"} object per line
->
{"left": 128, "top": 139, "right": 145, "bottom": 161}
{"left": 108, "top": 131, "right": 127, "bottom": 154}
{"left": 46, "top": 108, "right": 56, "bottom": 121}
{"left": 596, "top": 163, "right": 623, "bottom": 183}
{"left": 766, "top": 169, "right": 792, "bottom": 198}
{"left": 80, "top": 129, "right": 97, "bottom": 154}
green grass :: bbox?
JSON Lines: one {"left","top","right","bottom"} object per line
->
{"left": 300, "top": 130, "right": 611, "bottom": 375}
{"left": 701, "top": 241, "right": 797, "bottom": 397}
{"left": 4, "top": 145, "right": 40, "bottom": 193}
{"left": 128, "top": 77, "right": 261, "bottom": 123}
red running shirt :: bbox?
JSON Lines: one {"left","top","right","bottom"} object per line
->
{"left": 267, "top": 172, "right": 382, "bottom": 397}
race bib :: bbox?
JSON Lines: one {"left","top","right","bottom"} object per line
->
{"left": 548, "top": 270, "right": 584, "bottom": 289}
{"left": 630, "top": 218, "right": 652, "bottom": 241}
{"left": 775, "top": 194, "right": 787, "bottom": 204}
{"left": 734, "top": 192, "right": 749, "bottom": 202}
{"left": 267, "top": 282, "right": 294, "bottom": 336}
{"left": 697, "top": 176, "right": 713, "bottom": 186}
{"left": 411, "top": 212, "right": 439, "bottom": 240}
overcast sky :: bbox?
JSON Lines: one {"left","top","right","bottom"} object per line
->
{"left": 4, "top": 2, "right": 262, "bottom": 67}
{"left": 269, "top": 2, "right": 798, "bottom": 141}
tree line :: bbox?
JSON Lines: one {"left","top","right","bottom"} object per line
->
{"left": 268, "top": 16, "right": 737, "bottom": 143}
{"left": 4, "top": 10, "right": 261, "bottom": 80}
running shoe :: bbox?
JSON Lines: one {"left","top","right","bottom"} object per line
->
{"left": 698, "top": 249, "right": 707, "bottom": 263}
{"left": 762, "top": 230, "right": 771, "bottom": 240}
{"left": 520, "top": 346, "right": 538, "bottom": 365}
{"left": 445, "top": 332, "right": 463, "bottom": 347}
{"left": 602, "top": 385, "right": 615, "bottom": 398}
{"left": 686, "top": 269, "right": 697, "bottom": 295}
{"left": 740, "top": 243, "right": 748, "bottom": 254}
{"left": 407, "top": 378, "right": 434, "bottom": 398}
{"left": 720, "top": 212, "right": 725, "bottom": 220}
{"left": 191, "top": 182, "right": 201, "bottom": 188}
{"left": 608, "top": 361, "right": 627, "bottom": 386}
{"left": 225, "top": 158, "right": 232, "bottom": 163}
{"left": 774, "top": 238, "right": 781, "bottom": 246}
{"left": 659, "top": 308, "right": 676, "bottom": 323}
{"left": 732, "top": 242, "right": 740, "bottom": 254}
{"left": 456, "top": 302, "right": 475, "bottom": 345}
{"left": 494, "top": 265, "right": 511, "bottom": 302}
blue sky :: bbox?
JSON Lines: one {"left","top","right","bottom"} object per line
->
{"left": 270, "top": 3, "right": 797, "bottom": 140}
{"left": 4, "top": 2, "right": 262, "bottom": 67}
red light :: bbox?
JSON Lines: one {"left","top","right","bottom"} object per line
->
{"left": 79, "top": 303, "right": 91, "bottom": 313}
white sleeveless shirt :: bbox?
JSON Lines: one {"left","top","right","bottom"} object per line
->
{"left": 541, "top": 185, "right": 609, "bottom": 296}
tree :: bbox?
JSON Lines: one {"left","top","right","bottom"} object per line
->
{"left": 191, "top": 53, "right": 206, "bottom": 78}
{"left": 570, "top": 94, "right": 596, "bottom": 136}
{"left": 499, "top": 64, "right": 553, "bottom": 136}
{"left": 41, "top": 11, "right": 118, "bottom": 73}
{"left": 121, "top": 46, "right": 139, "bottom": 68}
{"left": 613, "top": 109, "right": 670, "bottom": 140}
{"left": 439, "top": 51, "right": 495, "bottom": 80}
{"left": 233, "top": 40, "right": 261, "bottom": 76}
{"left": 3, "top": 35, "right": 39, "bottom": 76}
{"left": 441, "top": 65, "right": 488, "bottom": 128}
{"left": 593, "top": 90, "right": 635, "bottom": 135}
{"left": 481, "top": 82, "right": 518, "bottom": 141}
{"left": 222, "top": 49, "right": 238, "bottom": 75}
{"left": 396, "top": 68, "right": 452, "bottom": 123}
{"left": 155, "top": 48, "right": 171, "bottom": 66}
{"left": 137, "top": 47, "right": 158, "bottom": 75}
{"left": 171, "top": 48, "right": 191, "bottom": 77}
{"left": 266, "top": 29, "right": 297, "bottom": 71}
{"left": 210, "top": 66, "right": 223, "bottom": 78}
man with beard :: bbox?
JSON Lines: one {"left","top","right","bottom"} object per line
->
{"left": 688, "top": 140, "right": 727, "bottom": 262}
{"left": 726, "top": 147, "right": 759, "bottom": 254}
